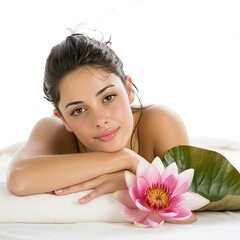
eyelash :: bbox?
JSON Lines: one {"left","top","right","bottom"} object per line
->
{"left": 71, "top": 107, "right": 86, "bottom": 116}
{"left": 103, "top": 94, "right": 116, "bottom": 103}
{"left": 70, "top": 94, "right": 117, "bottom": 116}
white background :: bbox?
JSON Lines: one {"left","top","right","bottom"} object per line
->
{"left": 0, "top": 0, "right": 239, "bottom": 149}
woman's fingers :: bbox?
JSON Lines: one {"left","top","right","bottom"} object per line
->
{"left": 54, "top": 171, "right": 127, "bottom": 204}
{"left": 79, "top": 174, "right": 126, "bottom": 204}
{"left": 54, "top": 179, "right": 99, "bottom": 195}
{"left": 78, "top": 187, "right": 104, "bottom": 204}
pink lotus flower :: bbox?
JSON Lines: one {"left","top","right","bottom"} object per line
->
{"left": 114, "top": 157, "right": 209, "bottom": 228}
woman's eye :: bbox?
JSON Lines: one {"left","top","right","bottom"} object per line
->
{"left": 103, "top": 94, "right": 116, "bottom": 103}
{"left": 71, "top": 108, "right": 86, "bottom": 116}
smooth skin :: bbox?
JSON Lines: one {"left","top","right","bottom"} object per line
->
{"left": 7, "top": 67, "right": 189, "bottom": 204}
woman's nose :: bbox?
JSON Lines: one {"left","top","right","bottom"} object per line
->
{"left": 93, "top": 109, "right": 109, "bottom": 128}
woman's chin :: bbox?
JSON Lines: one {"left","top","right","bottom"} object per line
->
{"left": 90, "top": 142, "right": 128, "bottom": 153}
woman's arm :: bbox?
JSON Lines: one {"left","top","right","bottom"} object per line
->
{"left": 53, "top": 105, "right": 189, "bottom": 203}
{"left": 55, "top": 171, "right": 127, "bottom": 204}
{"left": 7, "top": 117, "right": 141, "bottom": 196}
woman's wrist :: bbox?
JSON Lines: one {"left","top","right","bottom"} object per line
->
{"left": 117, "top": 148, "right": 141, "bottom": 173}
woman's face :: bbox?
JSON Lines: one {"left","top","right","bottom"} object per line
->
{"left": 57, "top": 67, "right": 135, "bottom": 152}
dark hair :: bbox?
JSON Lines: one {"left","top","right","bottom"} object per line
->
{"left": 43, "top": 33, "right": 126, "bottom": 111}
{"left": 43, "top": 33, "right": 144, "bottom": 150}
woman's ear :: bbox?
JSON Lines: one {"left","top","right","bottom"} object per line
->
{"left": 53, "top": 109, "right": 73, "bottom": 132}
{"left": 53, "top": 109, "right": 62, "bottom": 119}
{"left": 125, "top": 75, "right": 135, "bottom": 104}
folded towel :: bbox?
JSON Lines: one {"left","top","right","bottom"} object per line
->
{"left": 0, "top": 143, "right": 123, "bottom": 223}
{"left": 0, "top": 183, "right": 124, "bottom": 223}
{"left": 0, "top": 137, "right": 239, "bottom": 224}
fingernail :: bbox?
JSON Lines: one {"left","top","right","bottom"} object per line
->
{"left": 78, "top": 198, "right": 86, "bottom": 204}
{"left": 55, "top": 189, "right": 64, "bottom": 194}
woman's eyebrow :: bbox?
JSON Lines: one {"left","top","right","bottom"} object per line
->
{"left": 65, "top": 84, "right": 115, "bottom": 109}
{"left": 95, "top": 84, "right": 115, "bottom": 97}
{"left": 65, "top": 101, "right": 84, "bottom": 109}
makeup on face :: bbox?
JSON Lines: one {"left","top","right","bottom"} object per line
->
{"left": 57, "top": 67, "right": 134, "bottom": 152}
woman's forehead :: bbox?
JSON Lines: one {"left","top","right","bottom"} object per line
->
{"left": 58, "top": 67, "right": 124, "bottom": 103}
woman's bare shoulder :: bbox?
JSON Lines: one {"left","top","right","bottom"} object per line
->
{"left": 139, "top": 105, "right": 189, "bottom": 158}
{"left": 30, "top": 116, "right": 69, "bottom": 138}
{"left": 14, "top": 117, "right": 78, "bottom": 159}
{"left": 141, "top": 104, "right": 183, "bottom": 123}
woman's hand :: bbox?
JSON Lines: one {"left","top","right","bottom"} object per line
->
{"left": 54, "top": 171, "right": 127, "bottom": 204}
{"left": 53, "top": 149, "right": 149, "bottom": 203}
{"left": 120, "top": 148, "right": 148, "bottom": 173}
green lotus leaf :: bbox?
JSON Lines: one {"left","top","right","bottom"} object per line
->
{"left": 162, "top": 145, "right": 240, "bottom": 211}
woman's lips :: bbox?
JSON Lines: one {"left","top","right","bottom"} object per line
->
{"left": 95, "top": 128, "right": 119, "bottom": 141}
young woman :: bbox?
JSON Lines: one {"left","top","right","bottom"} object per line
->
{"left": 7, "top": 33, "right": 189, "bottom": 204}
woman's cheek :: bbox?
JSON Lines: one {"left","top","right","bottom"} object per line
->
{"left": 70, "top": 122, "right": 88, "bottom": 137}
{"left": 112, "top": 99, "right": 131, "bottom": 120}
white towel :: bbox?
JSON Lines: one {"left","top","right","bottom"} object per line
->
{"left": 0, "top": 137, "right": 239, "bottom": 223}
{"left": 0, "top": 143, "right": 125, "bottom": 223}
{"left": 0, "top": 183, "right": 124, "bottom": 223}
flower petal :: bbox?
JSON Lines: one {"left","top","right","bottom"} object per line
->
{"left": 152, "top": 156, "right": 165, "bottom": 174}
{"left": 172, "top": 169, "right": 194, "bottom": 197}
{"left": 129, "top": 186, "right": 141, "bottom": 202}
{"left": 137, "top": 176, "right": 149, "bottom": 200}
{"left": 143, "top": 164, "right": 162, "bottom": 187}
{"left": 135, "top": 199, "right": 151, "bottom": 212}
{"left": 165, "top": 212, "right": 197, "bottom": 224}
{"left": 163, "top": 174, "right": 178, "bottom": 193}
{"left": 134, "top": 221, "right": 150, "bottom": 228}
{"left": 184, "top": 192, "right": 210, "bottom": 210}
{"left": 157, "top": 211, "right": 178, "bottom": 218}
{"left": 134, "top": 213, "right": 164, "bottom": 228}
{"left": 146, "top": 213, "right": 164, "bottom": 228}
{"left": 117, "top": 155, "right": 206, "bottom": 228}
{"left": 113, "top": 189, "right": 137, "bottom": 209}
{"left": 162, "top": 163, "right": 178, "bottom": 181}
{"left": 125, "top": 170, "right": 136, "bottom": 189}
{"left": 122, "top": 206, "right": 148, "bottom": 223}
{"left": 168, "top": 194, "right": 185, "bottom": 209}
{"left": 136, "top": 160, "right": 150, "bottom": 177}
{"left": 164, "top": 206, "right": 192, "bottom": 221}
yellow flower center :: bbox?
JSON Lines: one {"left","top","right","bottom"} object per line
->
{"left": 146, "top": 186, "right": 170, "bottom": 210}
